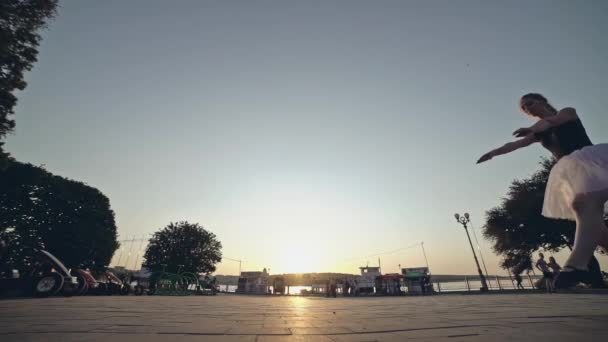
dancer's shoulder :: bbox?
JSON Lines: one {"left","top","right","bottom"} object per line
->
{"left": 556, "top": 107, "right": 579, "bottom": 121}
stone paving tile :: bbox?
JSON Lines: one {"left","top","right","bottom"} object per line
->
{"left": 257, "top": 336, "right": 335, "bottom": 342}
{"left": 556, "top": 318, "right": 608, "bottom": 332}
{"left": 227, "top": 326, "right": 291, "bottom": 335}
{"left": 340, "top": 320, "right": 475, "bottom": 334}
{"left": 3, "top": 333, "right": 94, "bottom": 342}
{"left": 157, "top": 325, "right": 235, "bottom": 335}
{"left": 1, "top": 293, "right": 608, "bottom": 341}
{"left": 497, "top": 323, "right": 605, "bottom": 342}
{"left": 289, "top": 327, "right": 355, "bottom": 335}
{"left": 267, "top": 321, "right": 315, "bottom": 328}
{"left": 333, "top": 325, "right": 498, "bottom": 340}
{"left": 328, "top": 332, "right": 411, "bottom": 342}
{"left": 3, "top": 333, "right": 258, "bottom": 342}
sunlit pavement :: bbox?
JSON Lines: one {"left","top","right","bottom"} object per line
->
{"left": 1, "top": 293, "right": 607, "bottom": 341}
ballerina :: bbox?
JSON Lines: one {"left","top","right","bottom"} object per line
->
{"left": 477, "top": 93, "right": 608, "bottom": 288}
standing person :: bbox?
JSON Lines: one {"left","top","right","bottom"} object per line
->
{"left": 548, "top": 257, "right": 562, "bottom": 278}
{"left": 329, "top": 278, "right": 337, "bottom": 298}
{"left": 535, "top": 253, "right": 554, "bottom": 292}
{"left": 514, "top": 273, "right": 524, "bottom": 290}
{"left": 548, "top": 256, "right": 562, "bottom": 290}
{"left": 420, "top": 277, "right": 426, "bottom": 295}
{"left": 477, "top": 93, "right": 608, "bottom": 288}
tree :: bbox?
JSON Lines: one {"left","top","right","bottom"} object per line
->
{"left": 144, "top": 221, "right": 222, "bottom": 274}
{"left": 0, "top": 0, "right": 58, "bottom": 166}
{"left": 483, "top": 158, "right": 575, "bottom": 273}
{"left": 0, "top": 161, "right": 119, "bottom": 272}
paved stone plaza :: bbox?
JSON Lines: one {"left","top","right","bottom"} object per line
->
{"left": 1, "top": 293, "right": 607, "bottom": 341}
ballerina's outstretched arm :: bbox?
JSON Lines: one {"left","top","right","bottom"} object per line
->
{"left": 477, "top": 134, "right": 537, "bottom": 164}
{"left": 513, "top": 107, "right": 579, "bottom": 137}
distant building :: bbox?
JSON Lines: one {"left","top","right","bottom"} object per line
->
{"left": 402, "top": 267, "right": 432, "bottom": 294}
{"left": 236, "top": 269, "right": 269, "bottom": 294}
{"left": 358, "top": 266, "right": 381, "bottom": 294}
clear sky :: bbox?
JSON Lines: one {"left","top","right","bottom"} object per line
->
{"left": 6, "top": 0, "right": 608, "bottom": 275}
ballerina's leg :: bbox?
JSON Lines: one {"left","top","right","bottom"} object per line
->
{"left": 565, "top": 189, "right": 608, "bottom": 270}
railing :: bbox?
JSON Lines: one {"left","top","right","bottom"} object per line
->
{"left": 432, "top": 275, "right": 541, "bottom": 293}
{"left": 217, "top": 275, "right": 543, "bottom": 296}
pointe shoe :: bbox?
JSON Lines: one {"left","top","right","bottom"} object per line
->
{"left": 554, "top": 268, "right": 591, "bottom": 289}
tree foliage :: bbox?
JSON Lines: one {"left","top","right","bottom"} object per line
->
{"left": 483, "top": 158, "right": 577, "bottom": 274}
{"left": 0, "top": 0, "right": 58, "bottom": 164}
{"left": 0, "top": 161, "right": 119, "bottom": 273}
{"left": 144, "top": 221, "right": 222, "bottom": 274}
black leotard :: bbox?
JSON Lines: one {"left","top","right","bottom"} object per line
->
{"left": 534, "top": 118, "right": 592, "bottom": 159}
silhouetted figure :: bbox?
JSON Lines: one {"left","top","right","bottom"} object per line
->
{"left": 420, "top": 277, "right": 427, "bottom": 295}
{"left": 536, "top": 253, "right": 554, "bottom": 292}
{"left": 514, "top": 274, "right": 524, "bottom": 290}
{"left": 548, "top": 257, "right": 561, "bottom": 276}
{"left": 478, "top": 93, "right": 608, "bottom": 289}
{"left": 330, "top": 279, "right": 337, "bottom": 298}
{"left": 426, "top": 276, "right": 432, "bottom": 294}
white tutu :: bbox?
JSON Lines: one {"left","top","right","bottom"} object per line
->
{"left": 542, "top": 143, "right": 608, "bottom": 220}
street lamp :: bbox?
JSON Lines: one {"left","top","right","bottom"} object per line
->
{"left": 454, "top": 213, "right": 489, "bottom": 292}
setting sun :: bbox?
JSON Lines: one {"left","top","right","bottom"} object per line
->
{"left": 276, "top": 242, "right": 325, "bottom": 274}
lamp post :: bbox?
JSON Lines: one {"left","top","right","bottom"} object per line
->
{"left": 454, "top": 213, "right": 489, "bottom": 292}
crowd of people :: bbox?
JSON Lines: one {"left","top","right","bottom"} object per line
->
{"left": 514, "top": 252, "right": 595, "bottom": 293}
